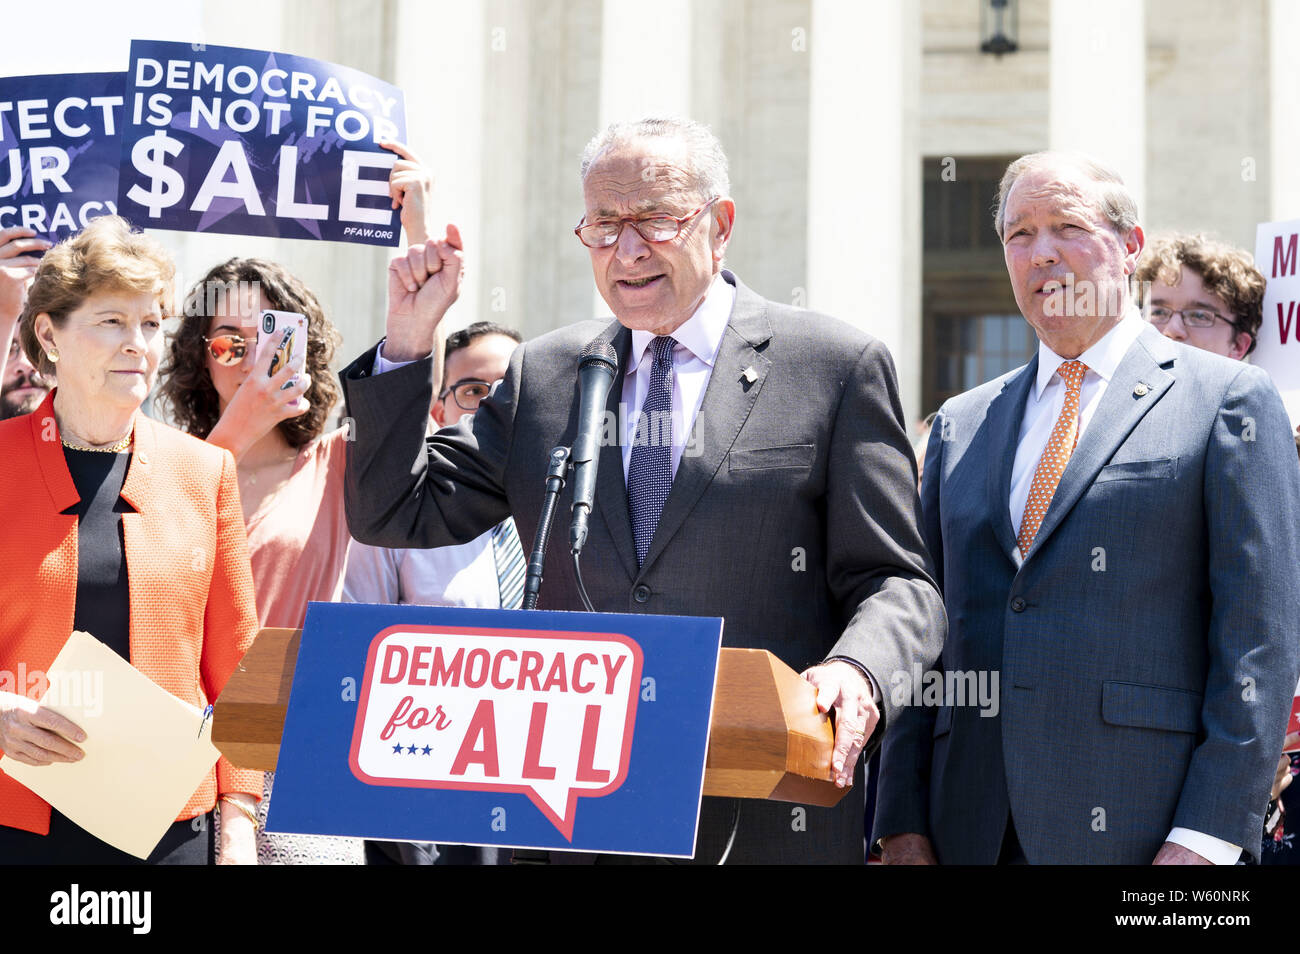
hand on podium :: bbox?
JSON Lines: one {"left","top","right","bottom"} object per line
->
{"left": 801, "top": 660, "right": 877, "bottom": 788}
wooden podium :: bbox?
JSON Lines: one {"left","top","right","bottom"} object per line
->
{"left": 213, "top": 628, "right": 848, "bottom": 808}
{"left": 701, "top": 648, "right": 846, "bottom": 806}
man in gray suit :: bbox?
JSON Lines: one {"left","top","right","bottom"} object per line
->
{"left": 340, "top": 118, "right": 945, "bottom": 863}
{"left": 875, "top": 152, "right": 1300, "bottom": 865}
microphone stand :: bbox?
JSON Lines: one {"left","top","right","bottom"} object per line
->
{"left": 521, "top": 446, "right": 571, "bottom": 611}
{"left": 515, "top": 333, "right": 615, "bottom": 864}
{"left": 513, "top": 445, "right": 571, "bottom": 867}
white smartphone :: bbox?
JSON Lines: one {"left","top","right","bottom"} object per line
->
{"left": 256, "top": 310, "right": 308, "bottom": 388}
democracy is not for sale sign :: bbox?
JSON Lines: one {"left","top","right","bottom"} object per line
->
{"left": 116, "top": 39, "right": 406, "bottom": 246}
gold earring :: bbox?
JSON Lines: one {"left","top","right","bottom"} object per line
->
{"left": 47, "top": 348, "right": 59, "bottom": 363}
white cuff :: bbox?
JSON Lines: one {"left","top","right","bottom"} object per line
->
{"left": 373, "top": 339, "right": 426, "bottom": 374}
{"left": 1166, "top": 827, "right": 1242, "bottom": 865}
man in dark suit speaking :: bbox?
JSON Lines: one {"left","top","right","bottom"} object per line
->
{"left": 875, "top": 152, "right": 1300, "bottom": 865}
{"left": 339, "top": 118, "right": 945, "bottom": 864}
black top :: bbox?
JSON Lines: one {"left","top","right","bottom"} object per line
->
{"left": 61, "top": 447, "right": 133, "bottom": 661}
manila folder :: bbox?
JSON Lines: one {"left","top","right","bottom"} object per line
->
{"left": 0, "top": 631, "right": 221, "bottom": 860}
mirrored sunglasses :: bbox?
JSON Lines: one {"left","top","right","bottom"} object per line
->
{"left": 204, "top": 334, "right": 250, "bottom": 366}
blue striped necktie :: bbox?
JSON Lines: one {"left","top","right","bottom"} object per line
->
{"left": 491, "top": 519, "right": 525, "bottom": 609}
{"left": 627, "top": 335, "right": 677, "bottom": 567}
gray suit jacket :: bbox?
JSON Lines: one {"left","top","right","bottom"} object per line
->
{"left": 874, "top": 324, "right": 1300, "bottom": 864}
{"left": 340, "top": 270, "right": 945, "bottom": 863}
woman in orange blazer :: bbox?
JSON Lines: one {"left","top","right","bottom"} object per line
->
{"left": 0, "top": 216, "right": 262, "bottom": 864}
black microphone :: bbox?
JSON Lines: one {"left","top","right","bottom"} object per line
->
{"left": 569, "top": 335, "right": 619, "bottom": 554}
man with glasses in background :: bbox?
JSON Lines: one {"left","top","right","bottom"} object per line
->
{"left": 1137, "top": 233, "right": 1300, "bottom": 864}
{"left": 1137, "top": 232, "right": 1262, "bottom": 361}
{"left": 346, "top": 321, "right": 525, "bottom": 614}
{"left": 345, "top": 320, "right": 524, "bottom": 866}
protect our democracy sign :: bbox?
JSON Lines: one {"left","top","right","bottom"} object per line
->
{"left": 268, "top": 603, "right": 723, "bottom": 857}
{"left": 116, "top": 39, "right": 406, "bottom": 246}
{"left": 1254, "top": 218, "right": 1300, "bottom": 426}
{"left": 0, "top": 72, "right": 124, "bottom": 242}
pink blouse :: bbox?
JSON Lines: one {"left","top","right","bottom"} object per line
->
{"left": 245, "top": 428, "right": 351, "bottom": 629}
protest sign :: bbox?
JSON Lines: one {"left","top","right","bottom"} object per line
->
{"left": 1254, "top": 218, "right": 1300, "bottom": 425}
{"left": 0, "top": 72, "right": 124, "bottom": 242}
{"left": 117, "top": 39, "right": 405, "bottom": 246}
{"left": 268, "top": 603, "right": 723, "bottom": 857}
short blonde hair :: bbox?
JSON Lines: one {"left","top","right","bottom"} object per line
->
{"left": 19, "top": 215, "right": 175, "bottom": 377}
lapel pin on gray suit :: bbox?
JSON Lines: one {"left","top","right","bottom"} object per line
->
{"left": 341, "top": 117, "right": 945, "bottom": 864}
{"left": 874, "top": 151, "right": 1300, "bottom": 866}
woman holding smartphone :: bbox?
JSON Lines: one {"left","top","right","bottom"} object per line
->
{"left": 158, "top": 257, "right": 361, "bottom": 864}
{"left": 159, "top": 143, "right": 438, "bottom": 863}
{"left": 160, "top": 260, "right": 352, "bottom": 621}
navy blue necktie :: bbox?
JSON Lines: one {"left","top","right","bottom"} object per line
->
{"left": 628, "top": 336, "right": 676, "bottom": 567}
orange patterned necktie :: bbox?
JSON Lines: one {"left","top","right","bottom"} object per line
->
{"left": 1017, "top": 359, "right": 1089, "bottom": 557}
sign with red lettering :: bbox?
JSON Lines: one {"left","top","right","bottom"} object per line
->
{"left": 267, "top": 603, "right": 722, "bottom": 857}
{"left": 350, "top": 626, "right": 640, "bottom": 839}
{"left": 1255, "top": 218, "right": 1300, "bottom": 426}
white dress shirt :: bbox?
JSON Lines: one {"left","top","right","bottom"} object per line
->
{"left": 619, "top": 273, "right": 735, "bottom": 479}
{"left": 343, "top": 531, "right": 502, "bottom": 608}
{"left": 1009, "top": 310, "right": 1145, "bottom": 550}
{"left": 340, "top": 404, "right": 506, "bottom": 608}
{"left": 1008, "top": 309, "right": 1241, "bottom": 865}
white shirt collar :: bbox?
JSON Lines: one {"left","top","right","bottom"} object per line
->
{"left": 1033, "top": 306, "right": 1146, "bottom": 398}
{"left": 628, "top": 273, "right": 735, "bottom": 372}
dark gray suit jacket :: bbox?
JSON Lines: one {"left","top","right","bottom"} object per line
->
{"left": 874, "top": 324, "right": 1300, "bottom": 864}
{"left": 340, "top": 270, "right": 945, "bottom": 864}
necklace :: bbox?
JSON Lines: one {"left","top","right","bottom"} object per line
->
{"left": 242, "top": 446, "right": 299, "bottom": 486}
{"left": 62, "top": 434, "right": 133, "bottom": 453}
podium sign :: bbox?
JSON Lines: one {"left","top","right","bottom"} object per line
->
{"left": 267, "top": 603, "right": 723, "bottom": 857}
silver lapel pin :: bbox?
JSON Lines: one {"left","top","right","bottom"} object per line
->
{"left": 1133, "top": 382, "right": 1149, "bottom": 397}
{"left": 741, "top": 365, "right": 757, "bottom": 384}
